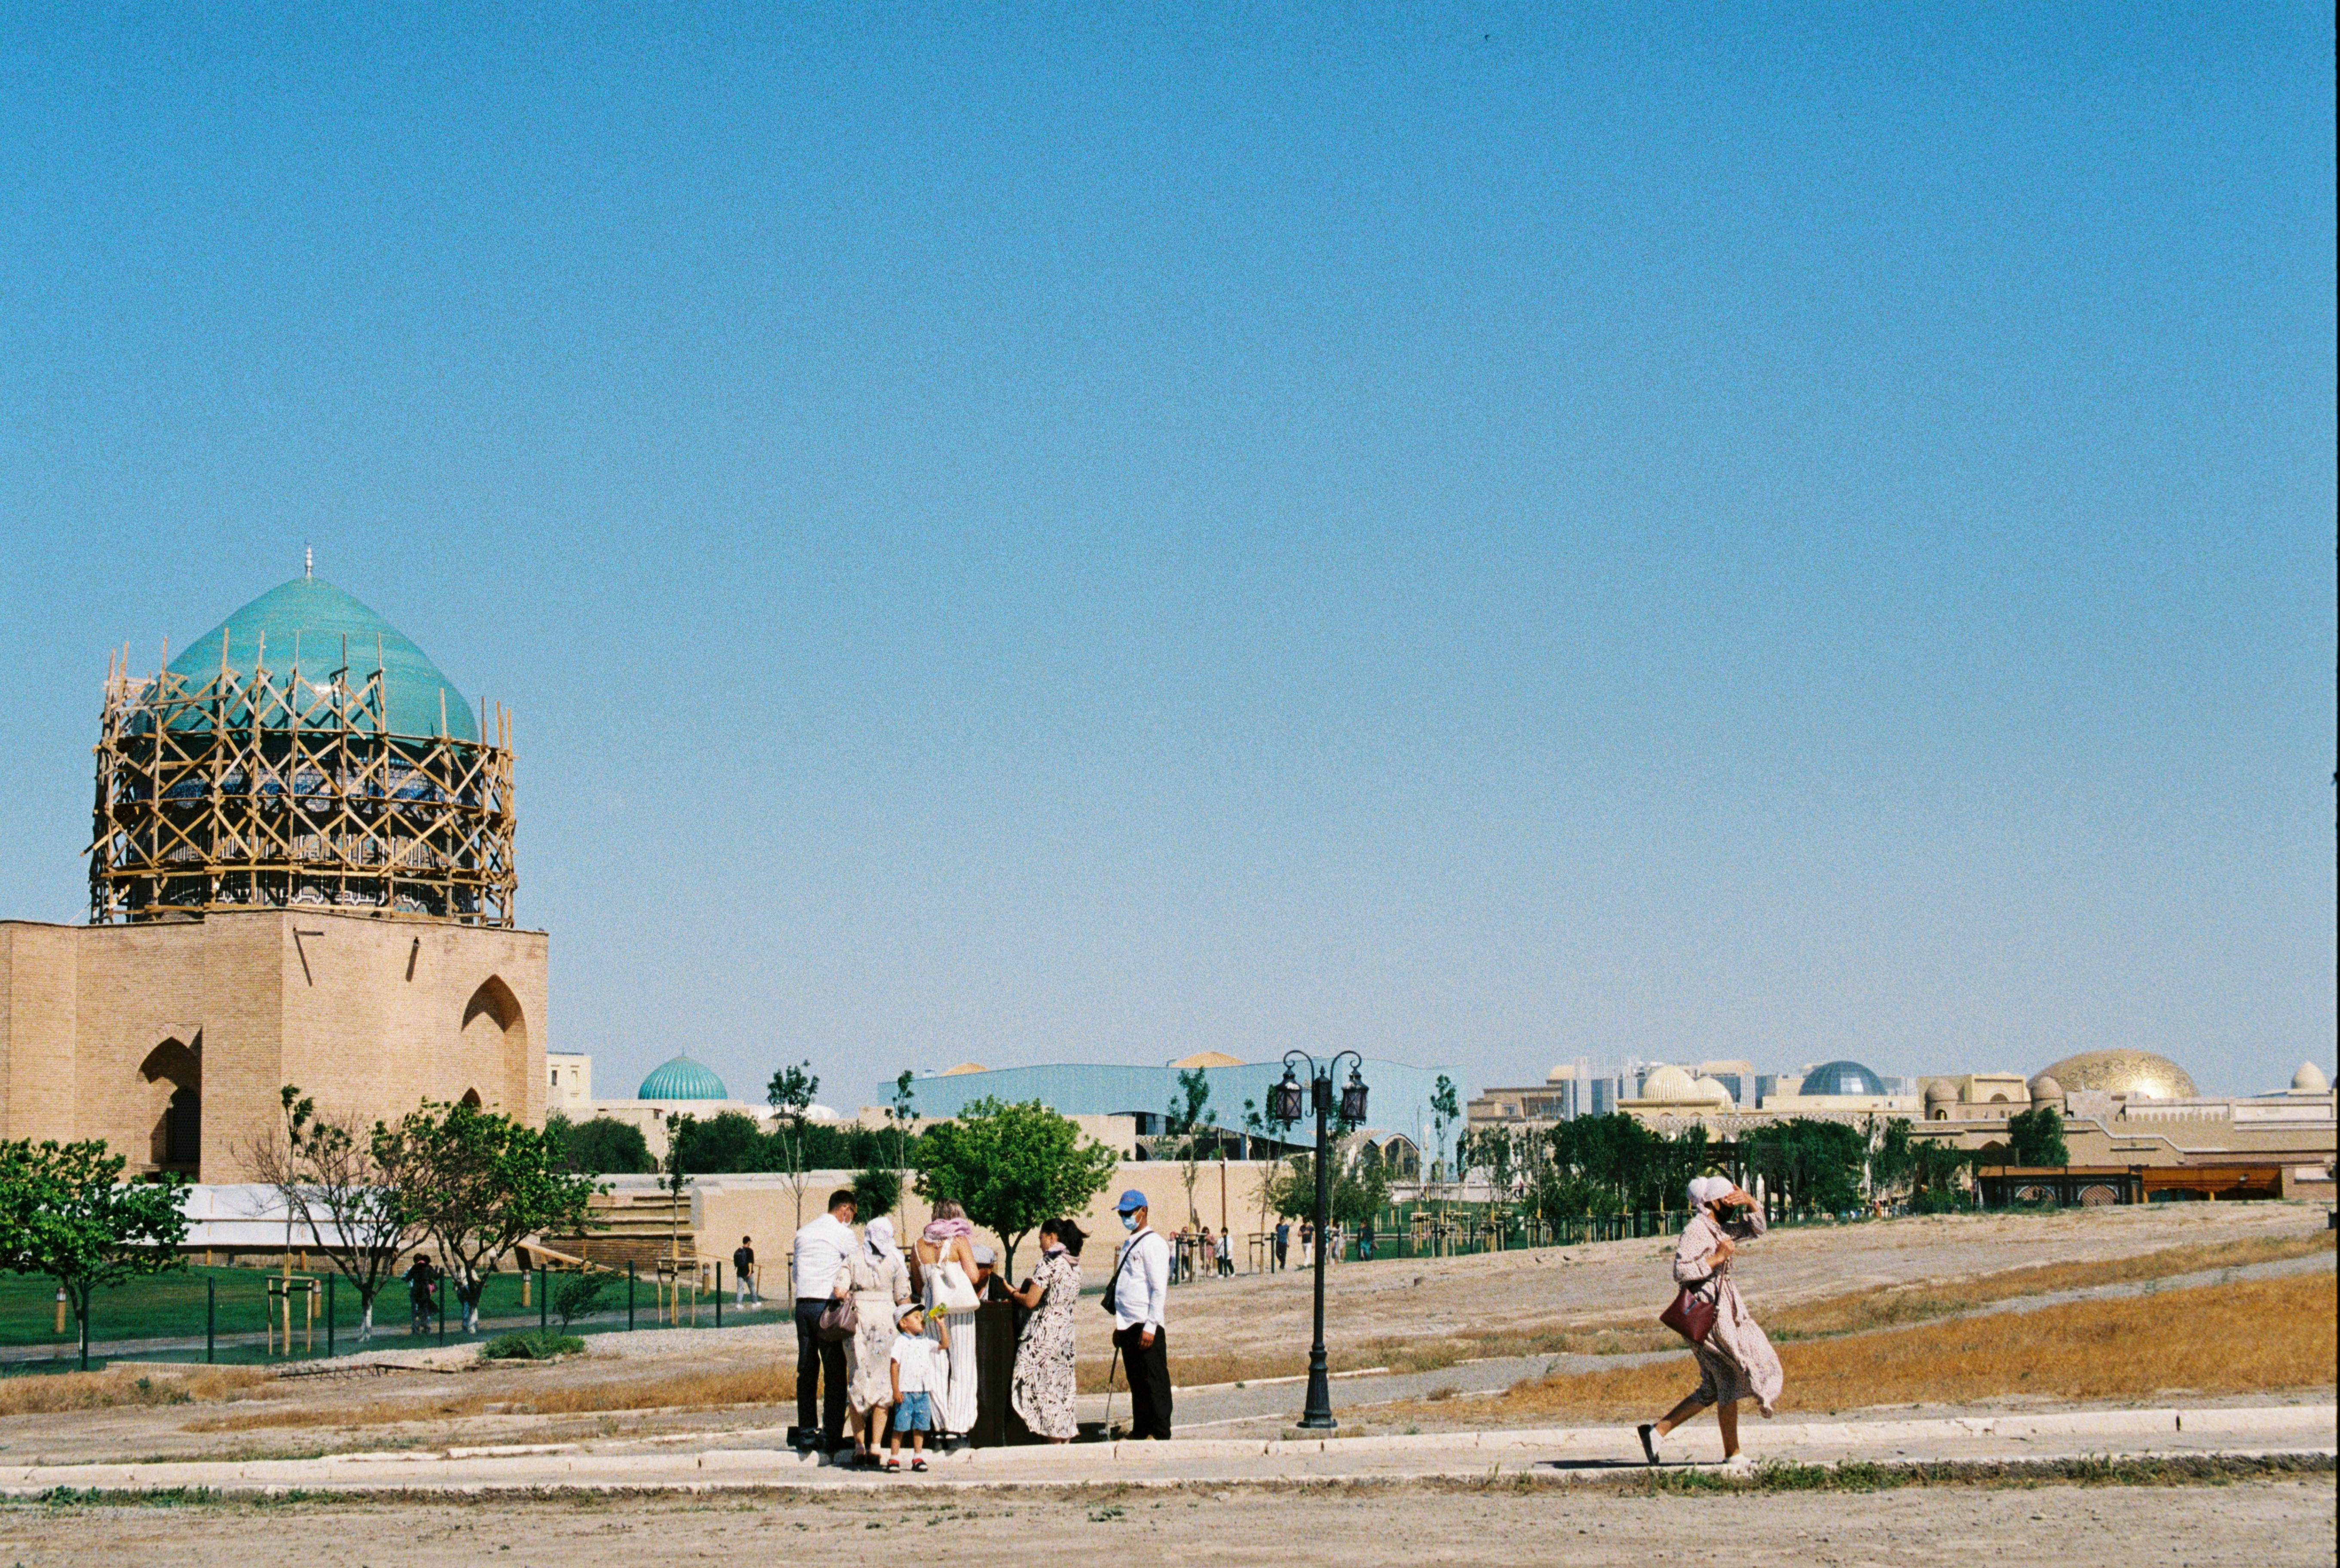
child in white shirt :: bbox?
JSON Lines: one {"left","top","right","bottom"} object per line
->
{"left": 888, "top": 1304, "right": 949, "bottom": 1471}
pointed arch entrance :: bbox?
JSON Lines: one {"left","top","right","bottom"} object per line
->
{"left": 459, "top": 976, "right": 530, "bottom": 1111}
{"left": 137, "top": 1035, "right": 202, "bottom": 1176}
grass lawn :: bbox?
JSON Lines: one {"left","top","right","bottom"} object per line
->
{"left": 0, "top": 1265, "right": 537, "bottom": 1354}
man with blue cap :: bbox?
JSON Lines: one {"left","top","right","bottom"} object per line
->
{"left": 1106, "top": 1188, "right": 1173, "bottom": 1440}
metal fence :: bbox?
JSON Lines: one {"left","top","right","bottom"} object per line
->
{"left": 0, "top": 1258, "right": 773, "bottom": 1376}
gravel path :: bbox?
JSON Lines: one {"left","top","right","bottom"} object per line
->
{"left": 1, "top": 1473, "right": 2330, "bottom": 1566}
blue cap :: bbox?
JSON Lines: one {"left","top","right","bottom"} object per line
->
{"left": 1115, "top": 1189, "right": 1149, "bottom": 1213}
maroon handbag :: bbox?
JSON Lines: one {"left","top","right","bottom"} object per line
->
{"left": 1660, "top": 1279, "right": 1717, "bottom": 1345}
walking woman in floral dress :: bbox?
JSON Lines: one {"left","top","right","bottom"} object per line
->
{"left": 1007, "top": 1218, "right": 1085, "bottom": 1441}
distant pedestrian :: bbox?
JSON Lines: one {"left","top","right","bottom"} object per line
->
{"left": 1214, "top": 1227, "right": 1233, "bottom": 1277}
{"left": 1639, "top": 1177, "right": 1781, "bottom": 1467}
{"left": 1197, "top": 1226, "right": 1215, "bottom": 1281}
{"left": 1274, "top": 1221, "right": 1289, "bottom": 1270}
{"left": 1107, "top": 1190, "right": 1173, "bottom": 1440}
{"left": 732, "top": 1236, "right": 758, "bottom": 1306}
{"left": 1358, "top": 1216, "right": 1375, "bottom": 1261}
{"left": 888, "top": 1303, "right": 946, "bottom": 1472}
{"left": 403, "top": 1254, "right": 439, "bottom": 1335}
{"left": 1298, "top": 1219, "right": 1315, "bottom": 1268}
{"left": 792, "top": 1188, "right": 858, "bottom": 1452}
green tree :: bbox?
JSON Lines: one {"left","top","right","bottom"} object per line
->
{"left": 0, "top": 1139, "right": 190, "bottom": 1369}
{"left": 2007, "top": 1103, "right": 2069, "bottom": 1168}
{"left": 1265, "top": 1152, "right": 1317, "bottom": 1220}
{"left": 1428, "top": 1074, "right": 1461, "bottom": 1253}
{"left": 670, "top": 1110, "right": 769, "bottom": 1175}
{"left": 1164, "top": 1066, "right": 1215, "bottom": 1230}
{"left": 1909, "top": 1138, "right": 1975, "bottom": 1213}
{"left": 913, "top": 1098, "right": 1119, "bottom": 1278}
{"left": 1545, "top": 1113, "right": 1659, "bottom": 1212}
{"left": 887, "top": 1070, "right": 919, "bottom": 1178}
{"left": 1240, "top": 1097, "right": 1284, "bottom": 1251}
{"left": 554, "top": 1114, "right": 656, "bottom": 1176}
{"left": 1428, "top": 1074, "right": 1460, "bottom": 1183}
{"left": 240, "top": 1086, "right": 419, "bottom": 1341}
{"left": 1741, "top": 1119, "right": 1867, "bottom": 1217}
{"left": 852, "top": 1166, "right": 901, "bottom": 1220}
{"left": 373, "top": 1100, "right": 600, "bottom": 1333}
{"left": 1334, "top": 1142, "right": 1391, "bottom": 1228}
{"left": 766, "top": 1061, "right": 821, "bottom": 1232}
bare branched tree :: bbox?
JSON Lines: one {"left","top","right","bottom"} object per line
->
{"left": 236, "top": 1085, "right": 419, "bottom": 1342}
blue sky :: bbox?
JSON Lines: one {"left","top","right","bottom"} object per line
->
{"left": 0, "top": 5, "right": 2330, "bottom": 1103}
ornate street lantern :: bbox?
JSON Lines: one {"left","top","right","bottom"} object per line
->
{"left": 1272, "top": 1067, "right": 1306, "bottom": 1127}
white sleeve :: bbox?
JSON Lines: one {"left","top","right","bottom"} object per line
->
{"left": 1144, "top": 1232, "right": 1170, "bottom": 1329}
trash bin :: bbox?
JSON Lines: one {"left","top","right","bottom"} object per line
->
{"left": 968, "top": 1299, "right": 1020, "bottom": 1447}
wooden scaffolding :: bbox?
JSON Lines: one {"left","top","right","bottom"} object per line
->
{"left": 89, "top": 633, "right": 516, "bottom": 926}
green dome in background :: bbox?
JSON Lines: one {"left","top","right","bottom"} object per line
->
{"left": 637, "top": 1055, "right": 730, "bottom": 1101}
{"left": 162, "top": 576, "right": 479, "bottom": 743}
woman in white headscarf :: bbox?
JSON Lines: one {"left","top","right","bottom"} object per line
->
{"left": 1637, "top": 1175, "right": 1782, "bottom": 1467}
{"left": 836, "top": 1214, "right": 913, "bottom": 1467}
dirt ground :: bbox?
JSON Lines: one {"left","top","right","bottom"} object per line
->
{"left": 1, "top": 1478, "right": 2332, "bottom": 1567}
{"left": 0, "top": 1201, "right": 2327, "bottom": 1468}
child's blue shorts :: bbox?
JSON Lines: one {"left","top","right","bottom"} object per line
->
{"left": 892, "top": 1391, "right": 936, "bottom": 1432}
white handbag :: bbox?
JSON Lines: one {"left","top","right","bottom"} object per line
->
{"left": 927, "top": 1259, "right": 980, "bottom": 1314}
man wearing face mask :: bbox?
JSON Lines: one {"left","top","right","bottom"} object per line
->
{"left": 1106, "top": 1189, "right": 1173, "bottom": 1440}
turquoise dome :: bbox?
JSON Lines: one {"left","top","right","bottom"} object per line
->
{"left": 1801, "top": 1060, "right": 1887, "bottom": 1097}
{"left": 161, "top": 577, "right": 478, "bottom": 743}
{"left": 638, "top": 1055, "right": 729, "bottom": 1101}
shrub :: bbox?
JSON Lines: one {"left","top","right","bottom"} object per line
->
{"left": 552, "top": 1271, "right": 610, "bottom": 1328}
{"left": 481, "top": 1330, "right": 585, "bottom": 1360}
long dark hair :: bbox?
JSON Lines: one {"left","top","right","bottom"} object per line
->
{"left": 1047, "top": 1218, "right": 1087, "bottom": 1259}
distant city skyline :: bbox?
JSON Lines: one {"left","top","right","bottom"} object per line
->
{"left": 1, "top": 8, "right": 2331, "bottom": 1102}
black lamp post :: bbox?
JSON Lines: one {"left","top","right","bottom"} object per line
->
{"left": 1274, "top": 1049, "right": 1368, "bottom": 1430}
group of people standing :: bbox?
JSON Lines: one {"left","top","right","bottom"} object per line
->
{"left": 789, "top": 1188, "right": 1100, "bottom": 1468}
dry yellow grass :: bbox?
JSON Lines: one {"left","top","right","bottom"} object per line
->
{"left": 184, "top": 1364, "right": 800, "bottom": 1433}
{"left": 1293, "top": 1231, "right": 2340, "bottom": 1384}
{"left": 1479, "top": 1269, "right": 2337, "bottom": 1421}
{"left": 1764, "top": 1229, "right": 2336, "bottom": 1341}
{"left": 0, "top": 1366, "right": 268, "bottom": 1417}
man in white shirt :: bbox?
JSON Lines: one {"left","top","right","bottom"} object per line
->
{"left": 1109, "top": 1188, "right": 1173, "bottom": 1440}
{"left": 790, "top": 1188, "right": 858, "bottom": 1452}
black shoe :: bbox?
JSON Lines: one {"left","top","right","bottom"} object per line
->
{"left": 1636, "top": 1424, "right": 1661, "bottom": 1465}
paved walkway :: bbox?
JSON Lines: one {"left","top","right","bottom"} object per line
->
{"left": 6, "top": 1405, "right": 2330, "bottom": 1496}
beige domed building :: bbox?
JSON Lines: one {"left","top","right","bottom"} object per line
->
{"left": 1914, "top": 1071, "right": 2035, "bottom": 1121}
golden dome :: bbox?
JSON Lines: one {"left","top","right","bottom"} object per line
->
{"left": 2037, "top": 1049, "right": 2196, "bottom": 1100}
{"left": 1691, "top": 1076, "right": 1734, "bottom": 1105}
{"left": 1170, "top": 1051, "right": 1246, "bottom": 1069}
